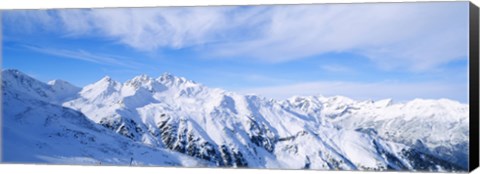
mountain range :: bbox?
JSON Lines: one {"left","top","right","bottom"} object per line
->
{"left": 1, "top": 69, "right": 469, "bottom": 172}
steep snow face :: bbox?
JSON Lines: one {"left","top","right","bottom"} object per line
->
{"left": 79, "top": 76, "right": 123, "bottom": 103}
{"left": 285, "top": 96, "right": 469, "bottom": 168}
{"left": 2, "top": 70, "right": 207, "bottom": 166}
{"left": 2, "top": 69, "right": 469, "bottom": 172}
{"left": 2, "top": 69, "right": 56, "bottom": 102}
{"left": 1, "top": 69, "right": 79, "bottom": 103}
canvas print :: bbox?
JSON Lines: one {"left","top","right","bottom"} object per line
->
{"left": 0, "top": 2, "right": 474, "bottom": 172}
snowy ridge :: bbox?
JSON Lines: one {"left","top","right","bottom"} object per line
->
{"left": 284, "top": 95, "right": 469, "bottom": 169}
{"left": 1, "top": 70, "right": 208, "bottom": 166}
{"left": 48, "top": 79, "right": 81, "bottom": 101}
{"left": 1, "top": 69, "right": 469, "bottom": 172}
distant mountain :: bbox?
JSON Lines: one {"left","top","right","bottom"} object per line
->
{"left": 1, "top": 69, "right": 469, "bottom": 171}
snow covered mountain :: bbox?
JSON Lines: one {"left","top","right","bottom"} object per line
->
{"left": 1, "top": 69, "right": 210, "bottom": 166}
{"left": 1, "top": 69, "right": 469, "bottom": 172}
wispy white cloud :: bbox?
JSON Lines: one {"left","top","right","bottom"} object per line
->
{"left": 210, "top": 3, "right": 468, "bottom": 72}
{"left": 238, "top": 80, "right": 468, "bottom": 103}
{"left": 4, "top": 2, "right": 469, "bottom": 72}
{"left": 13, "top": 8, "right": 240, "bottom": 51}
{"left": 24, "top": 45, "right": 143, "bottom": 68}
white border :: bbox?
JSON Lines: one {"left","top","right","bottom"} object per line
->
{"left": 0, "top": 0, "right": 473, "bottom": 10}
{"left": 0, "top": 0, "right": 479, "bottom": 174}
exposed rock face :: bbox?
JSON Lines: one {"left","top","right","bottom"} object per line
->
{"left": 2, "top": 69, "right": 470, "bottom": 172}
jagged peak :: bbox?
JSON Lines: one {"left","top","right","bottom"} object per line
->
{"left": 2, "top": 68, "right": 22, "bottom": 74}
{"left": 288, "top": 95, "right": 317, "bottom": 102}
{"left": 157, "top": 72, "right": 198, "bottom": 87}
{"left": 134, "top": 74, "right": 151, "bottom": 79}
{"left": 87, "top": 76, "right": 120, "bottom": 89}
{"left": 124, "top": 74, "right": 160, "bottom": 91}
{"left": 161, "top": 72, "right": 173, "bottom": 78}
{"left": 100, "top": 76, "right": 112, "bottom": 82}
{"left": 3, "top": 69, "right": 80, "bottom": 92}
{"left": 126, "top": 74, "right": 153, "bottom": 85}
{"left": 2, "top": 69, "right": 48, "bottom": 87}
{"left": 159, "top": 72, "right": 180, "bottom": 81}
{"left": 2, "top": 69, "right": 33, "bottom": 79}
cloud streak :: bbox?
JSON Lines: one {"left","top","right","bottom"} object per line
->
{"left": 24, "top": 45, "right": 143, "bottom": 69}
{"left": 210, "top": 3, "right": 468, "bottom": 72}
{"left": 4, "top": 2, "right": 469, "bottom": 72}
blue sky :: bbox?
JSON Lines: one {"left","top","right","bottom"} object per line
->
{"left": 1, "top": 2, "right": 470, "bottom": 102}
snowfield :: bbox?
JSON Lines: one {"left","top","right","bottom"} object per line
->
{"left": 1, "top": 69, "right": 469, "bottom": 172}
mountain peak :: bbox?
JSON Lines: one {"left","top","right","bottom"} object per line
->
{"left": 157, "top": 72, "right": 198, "bottom": 87}
{"left": 161, "top": 72, "right": 173, "bottom": 78}
{"left": 125, "top": 74, "right": 157, "bottom": 90}
{"left": 91, "top": 76, "right": 121, "bottom": 87}
{"left": 2, "top": 69, "right": 57, "bottom": 101}
{"left": 2, "top": 69, "right": 45, "bottom": 86}
{"left": 83, "top": 76, "right": 121, "bottom": 93}
{"left": 2, "top": 68, "right": 22, "bottom": 74}
{"left": 130, "top": 74, "right": 152, "bottom": 82}
{"left": 2, "top": 69, "right": 32, "bottom": 80}
{"left": 4, "top": 69, "right": 470, "bottom": 171}
{"left": 100, "top": 76, "right": 113, "bottom": 82}
{"left": 158, "top": 72, "right": 178, "bottom": 82}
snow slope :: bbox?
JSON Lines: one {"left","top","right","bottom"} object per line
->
{"left": 283, "top": 95, "right": 469, "bottom": 168}
{"left": 1, "top": 69, "right": 209, "bottom": 167}
{"left": 1, "top": 69, "right": 469, "bottom": 172}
